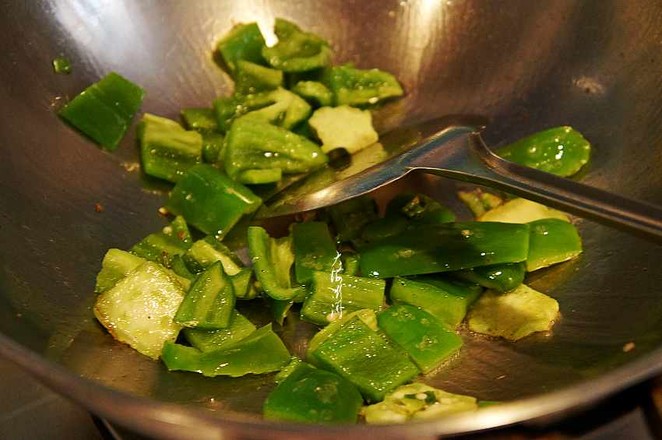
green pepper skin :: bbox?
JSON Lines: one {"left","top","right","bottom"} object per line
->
{"left": 224, "top": 118, "right": 326, "bottom": 184}
{"left": 301, "top": 271, "right": 385, "bottom": 326}
{"left": 174, "top": 261, "right": 236, "bottom": 329}
{"left": 326, "top": 195, "right": 379, "bottom": 242}
{"left": 527, "top": 218, "right": 582, "bottom": 271}
{"left": 95, "top": 249, "right": 145, "bottom": 293}
{"left": 292, "top": 222, "right": 340, "bottom": 285}
{"left": 309, "top": 314, "right": 419, "bottom": 403}
{"left": 162, "top": 324, "right": 290, "bottom": 377}
{"left": 263, "top": 362, "right": 363, "bottom": 423}
{"left": 359, "top": 222, "right": 531, "bottom": 278}
{"left": 454, "top": 262, "right": 526, "bottom": 292}
{"left": 183, "top": 310, "right": 256, "bottom": 352}
{"left": 130, "top": 231, "right": 189, "bottom": 269}
{"left": 262, "top": 18, "right": 332, "bottom": 72}
{"left": 377, "top": 304, "right": 462, "bottom": 374}
{"left": 497, "top": 126, "right": 591, "bottom": 177}
{"left": 59, "top": 72, "right": 144, "bottom": 150}
{"left": 291, "top": 81, "right": 333, "bottom": 107}
{"left": 247, "top": 226, "right": 306, "bottom": 301}
{"left": 166, "top": 164, "right": 262, "bottom": 238}
{"left": 215, "top": 22, "right": 267, "bottom": 74}
{"left": 235, "top": 60, "right": 284, "bottom": 95}
{"left": 180, "top": 108, "right": 220, "bottom": 133}
{"left": 389, "top": 276, "right": 482, "bottom": 328}
{"left": 323, "top": 65, "right": 404, "bottom": 107}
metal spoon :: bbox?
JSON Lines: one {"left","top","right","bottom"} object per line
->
{"left": 261, "top": 118, "right": 662, "bottom": 243}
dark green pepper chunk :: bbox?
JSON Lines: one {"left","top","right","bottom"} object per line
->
{"left": 183, "top": 310, "right": 256, "bottom": 352}
{"left": 291, "top": 80, "right": 333, "bottom": 107}
{"left": 326, "top": 195, "right": 379, "bottom": 242}
{"left": 180, "top": 108, "right": 219, "bottom": 133}
{"left": 247, "top": 226, "right": 306, "bottom": 301}
{"left": 174, "top": 262, "right": 235, "bottom": 329}
{"left": 309, "top": 315, "right": 419, "bottom": 403}
{"left": 215, "top": 22, "right": 267, "bottom": 74}
{"left": 454, "top": 262, "right": 526, "bottom": 292}
{"left": 224, "top": 118, "right": 326, "bottom": 184}
{"left": 95, "top": 249, "right": 145, "bottom": 293}
{"left": 359, "top": 222, "right": 531, "bottom": 278}
{"left": 497, "top": 126, "right": 591, "bottom": 177}
{"left": 138, "top": 114, "right": 203, "bottom": 183}
{"left": 323, "top": 65, "right": 404, "bottom": 107}
{"left": 162, "top": 324, "right": 290, "bottom": 377}
{"left": 527, "top": 218, "right": 582, "bottom": 271}
{"left": 166, "top": 164, "right": 262, "bottom": 238}
{"left": 130, "top": 231, "right": 189, "bottom": 269}
{"left": 201, "top": 132, "right": 225, "bottom": 164}
{"left": 389, "top": 276, "right": 482, "bottom": 328}
{"left": 262, "top": 18, "right": 332, "bottom": 72}
{"left": 292, "top": 221, "right": 340, "bottom": 285}
{"left": 378, "top": 304, "right": 463, "bottom": 374}
{"left": 234, "top": 60, "right": 284, "bottom": 95}
{"left": 263, "top": 362, "right": 363, "bottom": 423}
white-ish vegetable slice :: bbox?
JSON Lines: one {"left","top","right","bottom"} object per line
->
{"left": 467, "top": 284, "right": 559, "bottom": 341}
{"left": 308, "top": 105, "right": 378, "bottom": 154}
{"left": 94, "top": 261, "right": 186, "bottom": 359}
{"left": 478, "top": 198, "right": 569, "bottom": 223}
{"left": 362, "top": 382, "right": 478, "bottom": 424}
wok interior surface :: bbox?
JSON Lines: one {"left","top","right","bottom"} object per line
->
{"left": 2, "top": 0, "right": 662, "bottom": 438}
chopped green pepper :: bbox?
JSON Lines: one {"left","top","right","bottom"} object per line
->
{"left": 263, "top": 362, "right": 363, "bottom": 423}
{"left": 237, "top": 88, "right": 312, "bottom": 130}
{"left": 377, "top": 304, "right": 463, "bottom": 374}
{"left": 389, "top": 276, "right": 482, "bottom": 328}
{"left": 201, "top": 132, "right": 225, "bottom": 164}
{"left": 527, "top": 218, "right": 582, "bottom": 271}
{"left": 457, "top": 189, "right": 504, "bottom": 218}
{"left": 162, "top": 324, "right": 290, "bottom": 377}
{"left": 180, "top": 108, "right": 219, "bottom": 133}
{"left": 497, "top": 126, "right": 591, "bottom": 177}
{"left": 162, "top": 215, "right": 193, "bottom": 246}
{"left": 215, "top": 22, "right": 267, "bottom": 74}
{"left": 59, "top": 72, "right": 145, "bottom": 150}
{"left": 183, "top": 310, "right": 256, "bottom": 352}
{"left": 130, "top": 230, "right": 189, "bottom": 268}
{"left": 301, "top": 271, "right": 385, "bottom": 326}
{"left": 234, "top": 60, "right": 284, "bottom": 95}
{"left": 223, "top": 117, "right": 326, "bottom": 184}
{"left": 94, "top": 248, "right": 145, "bottom": 293}
{"left": 52, "top": 56, "right": 72, "bottom": 74}
{"left": 323, "top": 65, "right": 404, "bottom": 106}
{"left": 326, "top": 195, "right": 379, "bottom": 242}
{"left": 454, "top": 262, "right": 526, "bottom": 292}
{"left": 262, "top": 18, "right": 332, "bottom": 72}
{"left": 292, "top": 221, "right": 340, "bottom": 285}
{"left": 291, "top": 80, "right": 333, "bottom": 107}
{"left": 308, "top": 314, "right": 419, "bottom": 402}
{"left": 174, "top": 262, "right": 235, "bottom": 329}
{"left": 183, "top": 236, "right": 243, "bottom": 275}
{"left": 138, "top": 113, "right": 203, "bottom": 183}
{"left": 166, "top": 164, "right": 262, "bottom": 238}
{"left": 359, "top": 222, "right": 531, "bottom": 278}
{"left": 247, "top": 226, "right": 306, "bottom": 301}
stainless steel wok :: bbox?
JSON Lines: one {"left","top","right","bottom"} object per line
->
{"left": 2, "top": 1, "right": 662, "bottom": 438}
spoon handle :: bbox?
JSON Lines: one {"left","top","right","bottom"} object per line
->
{"left": 413, "top": 132, "right": 662, "bottom": 243}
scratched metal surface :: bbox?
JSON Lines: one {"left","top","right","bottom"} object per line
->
{"left": 1, "top": 1, "right": 662, "bottom": 439}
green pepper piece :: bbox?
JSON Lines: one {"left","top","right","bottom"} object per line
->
{"left": 170, "top": 254, "right": 196, "bottom": 280}
{"left": 527, "top": 219, "right": 582, "bottom": 271}
{"left": 323, "top": 65, "right": 404, "bottom": 107}
{"left": 262, "top": 18, "right": 332, "bottom": 72}
{"left": 263, "top": 362, "right": 363, "bottom": 423}
{"left": 213, "top": 92, "right": 277, "bottom": 133}
{"left": 497, "top": 126, "right": 591, "bottom": 177}
{"left": 360, "top": 216, "right": 410, "bottom": 243}
{"left": 292, "top": 222, "right": 340, "bottom": 285}
{"left": 200, "top": 132, "right": 225, "bottom": 164}
{"left": 215, "top": 22, "right": 267, "bottom": 74}
{"left": 395, "top": 193, "right": 456, "bottom": 224}
{"left": 301, "top": 271, "right": 385, "bottom": 326}
{"left": 270, "top": 298, "right": 294, "bottom": 326}
{"left": 309, "top": 314, "right": 419, "bottom": 402}
{"left": 183, "top": 236, "right": 244, "bottom": 275}
{"left": 95, "top": 248, "right": 146, "bottom": 293}
{"left": 130, "top": 231, "right": 189, "bottom": 268}
{"left": 52, "top": 56, "right": 72, "bottom": 74}
{"left": 183, "top": 310, "right": 257, "bottom": 352}
{"left": 230, "top": 268, "right": 258, "bottom": 300}
{"left": 454, "top": 262, "right": 526, "bottom": 292}
{"left": 174, "top": 262, "right": 235, "bottom": 329}
{"left": 340, "top": 252, "right": 360, "bottom": 276}
{"left": 180, "top": 108, "right": 219, "bottom": 133}
{"left": 137, "top": 113, "right": 203, "bottom": 183}
{"left": 94, "top": 262, "right": 185, "bottom": 359}
{"left": 359, "top": 222, "right": 530, "bottom": 278}
{"left": 247, "top": 226, "right": 306, "bottom": 301}
{"left": 59, "top": 72, "right": 144, "bottom": 150}
{"left": 235, "top": 168, "right": 283, "bottom": 185}
{"left": 166, "top": 164, "right": 262, "bottom": 238}
{"left": 306, "top": 309, "right": 378, "bottom": 365}
{"left": 235, "top": 60, "right": 284, "bottom": 95}
{"left": 326, "top": 195, "right": 379, "bottom": 242}
{"left": 224, "top": 118, "right": 326, "bottom": 183}
{"left": 162, "top": 215, "right": 193, "bottom": 246}
{"left": 291, "top": 81, "right": 333, "bottom": 107}
{"left": 237, "top": 88, "right": 312, "bottom": 130}
{"left": 377, "top": 304, "right": 462, "bottom": 374}
{"left": 389, "top": 276, "right": 482, "bottom": 328}
{"left": 457, "top": 189, "right": 504, "bottom": 218}
{"left": 162, "top": 324, "right": 290, "bottom": 377}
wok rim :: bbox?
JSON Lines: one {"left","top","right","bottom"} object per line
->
{"left": 1, "top": 330, "right": 660, "bottom": 439}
